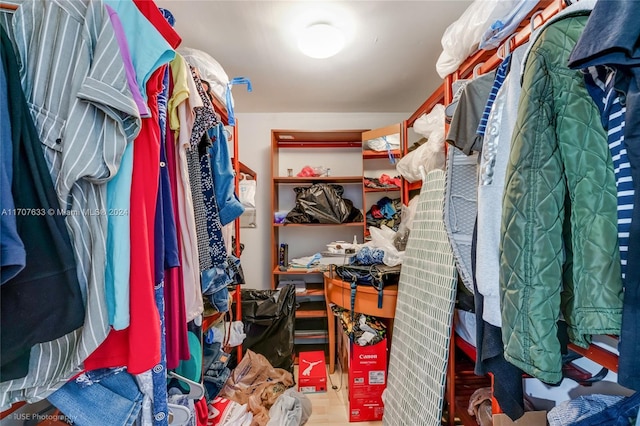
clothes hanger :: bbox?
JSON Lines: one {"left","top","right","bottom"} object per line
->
{"left": 530, "top": 10, "right": 545, "bottom": 33}
{"left": 500, "top": 33, "right": 518, "bottom": 59}
{"left": 472, "top": 62, "right": 485, "bottom": 79}
{"left": 167, "top": 371, "right": 205, "bottom": 400}
{"left": 167, "top": 403, "right": 191, "bottom": 426}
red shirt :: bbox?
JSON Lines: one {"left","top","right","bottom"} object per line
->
{"left": 85, "top": 1, "right": 181, "bottom": 373}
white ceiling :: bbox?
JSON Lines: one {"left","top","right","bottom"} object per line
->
{"left": 154, "top": 1, "right": 473, "bottom": 114}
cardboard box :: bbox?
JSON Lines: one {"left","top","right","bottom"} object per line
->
{"left": 493, "top": 411, "right": 548, "bottom": 425}
{"left": 347, "top": 338, "right": 388, "bottom": 422}
{"left": 297, "top": 351, "right": 327, "bottom": 393}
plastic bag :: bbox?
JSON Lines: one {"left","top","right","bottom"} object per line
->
{"left": 436, "top": 0, "right": 521, "bottom": 78}
{"left": 231, "top": 285, "right": 296, "bottom": 372}
{"left": 367, "top": 225, "right": 404, "bottom": 266}
{"left": 238, "top": 175, "right": 256, "bottom": 208}
{"left": 366, "top": 134, "right": 401, "bottom": 151}
{"left": 178, "top": 47, "right": 229, "bottom": 106}
{"left": 398, "top": 105, "right": 446, "bottom": 182}
{"left": 224, "top": 320, "right": 246, "bottom": 348}
{"left": 284, "top": 183, "right": 362, "bottom": 224}
{"left": 479, "top": 0, "right": 538, "bottom": 50}
{"left": 220, "top": 350, "right": 294, "bottom": 426}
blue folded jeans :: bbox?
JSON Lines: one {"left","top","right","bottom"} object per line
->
{"left": 48, "top": 368, "right": 143, "bottom": 426}
{"left": 203, "top": 342, "right": 231, "bottom": 400}
{"left": 571, "top": 391, "right": 640, "bottom": 426}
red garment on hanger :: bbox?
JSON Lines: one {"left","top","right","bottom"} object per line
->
{"left": 85, "top": 1, "right": 181, "bottom": 374}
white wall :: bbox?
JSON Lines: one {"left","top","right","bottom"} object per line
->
{"left": 234, "top": 112, "right": 409, "bottom": 290}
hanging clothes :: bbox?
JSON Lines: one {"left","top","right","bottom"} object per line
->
{"left": 499, "top": 0, "right": 622, "bottom": 385}
{"left": 84, "top": 0, "right": 179, "bottom": 376}
{"left": 567, "top": 0, "right": 640, "bottom": 392}
{"left": 1, "top": 0, "right": 140, "bottom": 407}
{"left": 0, "top": 25, "right": 84, "bottom": 382}
{"left": 169, "top": 54, "right": 204, "bottom": 323}
{"left": 0, "top": 30, "right": 25, "bottom": 285}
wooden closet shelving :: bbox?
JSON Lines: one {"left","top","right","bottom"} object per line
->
{"left": 270, "top": 129, "right": 367, "bottom": 356}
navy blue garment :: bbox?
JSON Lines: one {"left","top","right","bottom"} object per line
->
{"left": 0, "top": 48, "right": 25, "bottom": 284}
{"left": 568, "top": 0, "right": 640, "bottom": 392}
{"left": 0, "top": 26, "right": 84, "bottom": 381}
{"left": 477, "top": 54, "right": 511, "bottom": 137}
{"left": 571, "top": 391, "right": 640, "bottom": 426}
{"left": 471, "top": 219, "right": 526, "bottom": 420}
{"left": 581, "top": 66, "right": 633, "bottom": 280}
{"left": 148, "top": 9, "right": 181, "bottom": 425}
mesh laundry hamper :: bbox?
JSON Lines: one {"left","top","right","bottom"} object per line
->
{"left": 383, "top": 169, "right": 458, "bottom": 426}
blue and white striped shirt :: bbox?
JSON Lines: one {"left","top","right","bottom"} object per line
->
{"left": 584, "top": 66, "right": 633, "bottom": 280}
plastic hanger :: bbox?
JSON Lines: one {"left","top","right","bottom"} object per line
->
{"left": 530, "top": 10, "right": 545, "bottom": 33}
{"left": 472, "top": 62, "right": 485, "bottom": 79}
{"left": 499, "top": 33, "right": 518, "bottom": 59}
{"left": 167, "top": 403, "right": 191, "bottom": 426}
{"left": 167, "top": 371, "right": 205, "bottom": 400}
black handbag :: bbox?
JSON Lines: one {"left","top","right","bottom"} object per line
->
{"left": 334, "top": 263, "right": 401, "bottom": 311}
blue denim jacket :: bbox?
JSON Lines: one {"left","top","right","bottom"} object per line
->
{"left": 208, "top": 124, "right": 244, "bottom": 226}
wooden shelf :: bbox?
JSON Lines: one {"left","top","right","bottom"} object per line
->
{"left": 272, "top": 129, "right": 366, "bottom": 147}
{"left": 363, "top": 149, "right": 401, "bottom": 159}
{"left": 296, "top": 309, "right": 328, "bottom": 318}
{"left": 294, "top": 281, "right": 325, "bottom": 298}
{"left": 272, "top": 267, "right": 325, "bottom": 275}
{"left": 273, "top": 222, "right": 364, "bottom": 227}
{"left": 295, "top": 330, "right": 329, "bottom": 345}
{"left": 273, "top": 176, "right": 362, "bottom": 184}
{"left": 364, "top": 186, "right": 400, "bottom": 193}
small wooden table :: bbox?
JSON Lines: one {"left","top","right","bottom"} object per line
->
{"left": 323, "top": 271, "right": 398, "bottom": 374}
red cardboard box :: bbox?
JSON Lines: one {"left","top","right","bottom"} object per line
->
{"left": 347, "top": 338, "right": 387, "bottom": 422}
{"left": 297, "top": 351, "right": 327, "bottom": 393}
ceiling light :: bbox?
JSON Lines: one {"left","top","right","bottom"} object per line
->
{"left": 298, "top": 23, "right": 345, "bottom": 59}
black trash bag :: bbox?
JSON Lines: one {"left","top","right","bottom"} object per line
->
{"left": 230, "top": 284, "right": 296, "bottom": 373}
{"left": 284, "top": 183, "right": 363, "bottom": 224}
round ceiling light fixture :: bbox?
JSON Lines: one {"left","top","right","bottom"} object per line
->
{"left": 297, "top": 23, "right": 345, "bottom": 59}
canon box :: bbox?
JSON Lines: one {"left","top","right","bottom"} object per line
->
{"left": 347, "top": 338, "right": 387, "bottom": 422}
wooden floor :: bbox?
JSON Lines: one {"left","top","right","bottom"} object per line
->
{"left": 296, "top": 365, "right": 382, "bottom": 426}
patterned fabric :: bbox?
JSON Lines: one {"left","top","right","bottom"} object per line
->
{"left": 200, "top": 151, "right": 228, "bottom": 268}
{"left": 583, "top": 66, "right": 633, "bottom": 280}
{"left": 188, "top": 64, "right": 217, "bottom": 272}
{"left": 547, "top": 394, "right": 625, "bottom": 426}
{"left": 187, "top": 148, "right": 211, "bottom": 272}
{"left": 443, "top": 147, "right": 478, "bottom": 293}
{"left": 189, "top": 65, "right": 217, "bottom": 147}
{"left": 383, "top": 170, "right": 457, "bottom": 426}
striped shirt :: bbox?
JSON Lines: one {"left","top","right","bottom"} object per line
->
{"left": 1, "top": 0, "right": 140, "bottom": 407}
{"left": 477, "top": 54, "right": 511, "bottom": 137}
{"left": 584, "top": 66, "right": 633, "bottom": 280}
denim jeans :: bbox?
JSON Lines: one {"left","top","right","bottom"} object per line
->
{"left": 201, "top": 267, "right": 231, "bottom": 312}
{"left": 203, "top": 342, "right": 231, "bottom": 400}
{"left": 48, "top": 368, "right": 143, "bottom": 426}
{"left": 571, "top": 391, "right": 640, "bottom": 426}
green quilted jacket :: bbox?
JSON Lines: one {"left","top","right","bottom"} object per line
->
{"left": 499, "top": 9, "right": 623, "bottom": 384}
